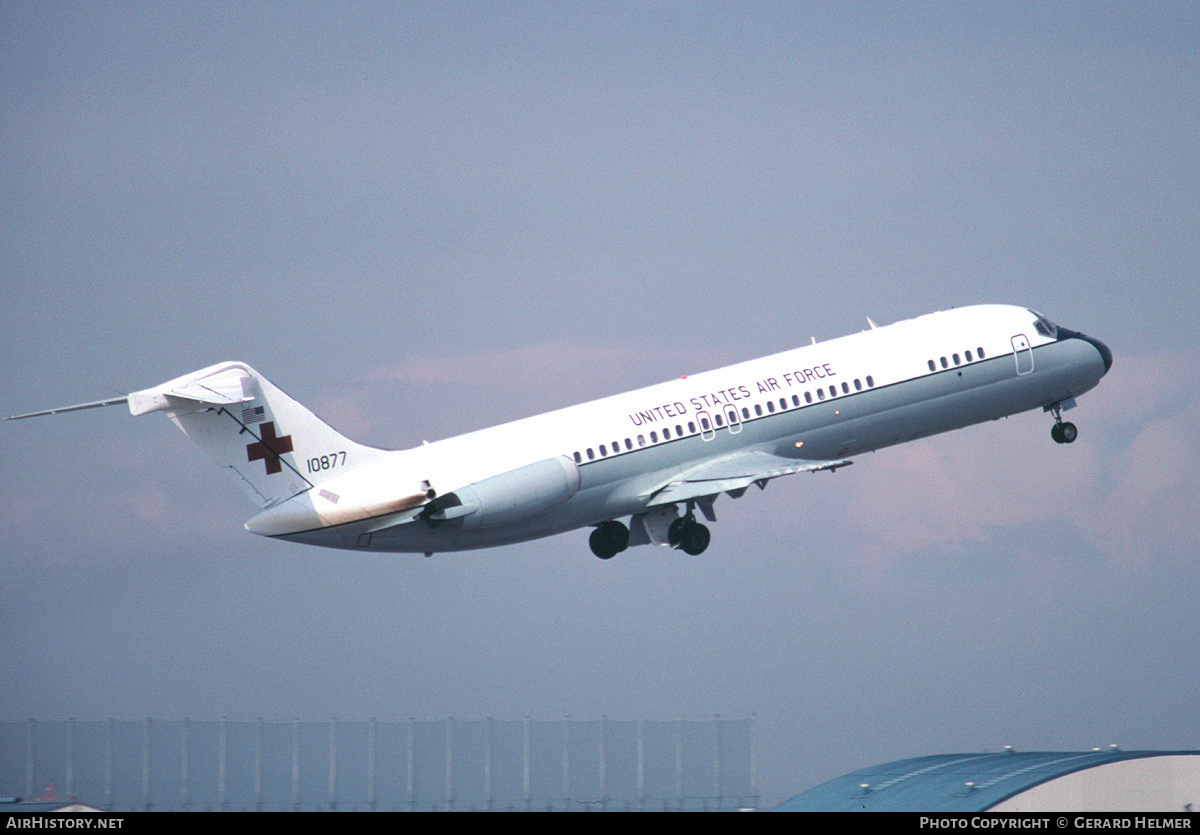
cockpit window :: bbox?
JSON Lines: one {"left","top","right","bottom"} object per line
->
{"left": 1029, "top": 309, "right": 1058, "bottom": 339}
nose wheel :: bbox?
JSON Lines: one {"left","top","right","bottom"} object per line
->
{"left": 1051, "top": 421, "right": 1077, "bottom": 444}
{"left": 1048, "top": 403, "right": 1078, "bottom": 444}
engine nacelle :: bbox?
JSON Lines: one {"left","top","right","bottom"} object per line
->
{"left": 424, "top": 456, "right": 581, "bottom": 529}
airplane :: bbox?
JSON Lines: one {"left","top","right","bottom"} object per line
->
{"left": 7, "top": 304, "right": 1111, "bottom": 559}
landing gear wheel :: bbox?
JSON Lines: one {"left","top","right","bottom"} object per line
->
{"left": 1051, "top": 422, "right": 1078, "bottom": 444}
{"left": 667, "top": 516, "right": 689, "bottom": 548}
{"left": 589, "top": 521, "right": 629, "bottom": 560}
{"left": 678, "top": 522, "right": 711, "bottom": 556}
{"left": 589, "top": 527, "right": 617, "bottom": 559}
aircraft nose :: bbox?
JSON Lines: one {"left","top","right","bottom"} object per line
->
{"left": 1090, "top": 335, "right": 1113, "bottom": 374}
{"left": 1058, "top": 327, "right": 1113, "bottom": 375}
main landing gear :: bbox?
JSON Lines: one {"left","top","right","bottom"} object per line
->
{"left": 587, "top": 510, "right": 712, "bottom": 559}
{"left": 589, "top": 520, "right": 629, "bottom": 560}
{"left": 667, "top": 514, "right": 711, "bottom": 556}
{"left": 1048, "top": 402, "right": 1078, "bottom": 445}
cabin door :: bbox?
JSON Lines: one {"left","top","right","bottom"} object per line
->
{"left": 1011, "top": 334, "right": 1034, "bottom": 375}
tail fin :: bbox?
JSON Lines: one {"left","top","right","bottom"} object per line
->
{"left": 128, "top": 362, "right": 386, "bottom": 508}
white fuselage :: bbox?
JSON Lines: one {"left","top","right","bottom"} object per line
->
{"left": 266, "top": 304, "right": 1110, "bottom": 554}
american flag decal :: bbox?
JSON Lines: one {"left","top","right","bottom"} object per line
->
{"left": 241, "top": 405, "right": 266, "bottom": 424}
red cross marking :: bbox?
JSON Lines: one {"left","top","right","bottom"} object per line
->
{"left": 246, "top": 421, "right": 294, "bottom": 475}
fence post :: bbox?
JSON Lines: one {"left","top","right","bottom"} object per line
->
{"left": 292, "top": 719, "right": 300, "bottom": 811}
{"left": 600, "top": 715, "right": 608, "bottom": 811}
{"left": 256, "top": 718, "right": 264, "bottom": 812}
{"left": 328, "top": 718, "right": 337, "bottom": 811}
{"left": 368, "top": 717, "right": 377, "bottom": 812}
{"left": 105, "top": 719, "right": 112, "bottom": 811}
{"left": 637, "top": 718, "right": 645, "bottom": 811}
{"left": 219, "top": 717, "right": 227, "bottom": 811}
{"left": 142, "top": 718, "right": 151, "bottom": 812}
{"left": 523, "top": 716, "right": 531, "bottom": 811}
{"left": 751, "top": 714, "right": 759, "bottom": 810}
{"left": 444, "top": 716, "right": 453, "bottom": 810}
{"left": 181, "top": 718, "right": 189, "bottom": 811}
{"left": 66, "top": 718, "right": 74, "bottom": 801}
{"left": 562, "top": 715, "right": 570, "bottom": 812}
{"left": 675, "top": 717, "right": 683, "bottom": 811}
{"left": 406, "top": 717, "right": 414, "bottom": 813}
{"left": 484, "top": 717, "right": 493, "bottom": 812}
{"left": 25, "top": 719, "right": 33, "bottom": 803}
{"left": 713, "top": 714, "right": 722, "bottom": 811}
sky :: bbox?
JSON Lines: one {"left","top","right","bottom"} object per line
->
{"left": 2, "top": 1, "right": 1198, "bottom": 808}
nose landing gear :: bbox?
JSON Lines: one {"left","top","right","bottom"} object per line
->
{"left": 1048, "top": 403, "right": 1078, "bottom": 444}
{"left": 1051, "top": 421, "right": 1077, "bottom": 444}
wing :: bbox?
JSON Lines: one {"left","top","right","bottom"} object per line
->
{"left": 643, "top": 449, "right": 852, "bottom": 508}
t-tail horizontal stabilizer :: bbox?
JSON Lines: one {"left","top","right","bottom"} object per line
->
{"left": 8, "top": 362, "right": 388, "bottom": 511}
{"left": 6, "top": 397, "right": 129, "bottom": 421}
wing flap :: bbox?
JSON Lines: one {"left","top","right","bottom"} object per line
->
{"left": 645, "top": 450, "right": 851, "bottom": 507}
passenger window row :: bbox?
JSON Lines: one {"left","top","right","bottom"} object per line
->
{"left": 572, "top": 374, "right": 878, "bottom": 464}
{"left": 927, "top": 346, "right": 986, "bottom": 372}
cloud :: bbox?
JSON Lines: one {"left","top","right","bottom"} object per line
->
{"left": 835, "top": 349, "right": 1200, "bottom": 583}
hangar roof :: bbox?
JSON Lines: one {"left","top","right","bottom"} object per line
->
{"left": 774, "top": 749, "right": 1200, "bottom": 812}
